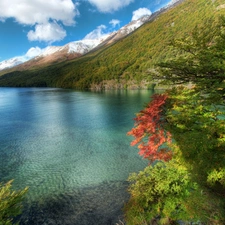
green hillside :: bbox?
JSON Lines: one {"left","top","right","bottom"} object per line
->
{"left": 0, "top": 0, "right": 225, "bottom": 89}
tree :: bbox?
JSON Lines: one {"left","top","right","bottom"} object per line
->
{"left": 155, "top": 16, "right": 225, "bottom": 100}
{"left": 165, "top": 87, "right": 225, "bottom": 224}
{"left": 0, "top": 180, "right": 28, "bottom": 225}
{"left": 124, "top": 160, "right": 199, "bottom": 225}
{"left": 165, "top": 87, "right": 225, "bottom": 189}
{"left": 127, "top": 93, "right": 172, "bottom": 163}
{"left": 125, "top": 16, "right": 225, "bottom": 224}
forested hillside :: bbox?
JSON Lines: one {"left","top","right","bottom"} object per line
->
{"left": 0, "top": 0, "right": 224, "bottom": 89}
{"left": 125, "top": 14, "right": 225, "bottom": 224}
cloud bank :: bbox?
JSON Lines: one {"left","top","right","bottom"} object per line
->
{"left": 0, "top": 0, "right": 79, "bottom": 43}
{"left": 88, "top": 0, "right": 134, "bottom": 13}
{"left": 0, "top": 0, "right": 78, "bottom": 25}
{"left": 132, "top": 8, "right": 152, "bottom": 21}
{"left": 27, "top": 22, "right": 67, "bottom": 43}
{"left": 84, "top": 18, "right": 122, "bottom": 40}
{"left": 84, "top": 25, "right": 109, "bottom": 40}
{"left": 109, "top": 19, "right": 121, "bottom": 28}
{"left": 25, "top": 47, "right": 43, "bottom": 58}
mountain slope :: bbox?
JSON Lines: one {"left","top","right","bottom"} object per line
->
{"left": 0, "top": 0, "right": 224, "bottom": 89}
{"left": 12, "top": 39, "right": 109, "bottom": 71}
{"left": 0, "top": 38, "right": 109, "bottom": 71}
{"left": 0, "top": 14, "right": 154, "bottom": 72}
{"left": 0, "top": 57, "right": 25, "bottom": 70}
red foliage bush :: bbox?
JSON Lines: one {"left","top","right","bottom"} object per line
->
{"left": 127, "top": 94, "right": 172, "bottom": 163}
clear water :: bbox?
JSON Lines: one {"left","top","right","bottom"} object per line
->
{"left": 0, "top": 88, "right": 156, "bottom": 225}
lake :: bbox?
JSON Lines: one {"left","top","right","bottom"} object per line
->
{"left": 0, "top": 88, "right": 156, "bottom": 225}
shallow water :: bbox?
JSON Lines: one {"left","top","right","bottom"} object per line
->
{"left": 0, "top": 88, "right": 156, "bottom": 224}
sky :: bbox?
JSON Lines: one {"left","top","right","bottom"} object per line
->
{"left": 0, "top": 0, "right": 174, "bottom": 62}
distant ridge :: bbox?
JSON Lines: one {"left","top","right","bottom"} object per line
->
{"left": 0, "top": 0, "right": 183, "bottom": 72}
{"left": 0, "top": 14, "right": 154, "bottom": 71}
{"left": 0, "top": 0, "right": 223, "bottom": 89}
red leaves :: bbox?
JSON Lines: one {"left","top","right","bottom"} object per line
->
{"left": 127, "top": 94, "right": 172, "bottom": 163}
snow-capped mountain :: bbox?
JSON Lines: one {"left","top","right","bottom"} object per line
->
{"left": 0, "top": 16, "right": 149, "bottom": 71}
{"left": 0, "top": 0, "right": 182, "bottom": 72}
{"left": 0, "top": 38, "right": 110, "bottom": 71}
{"left": 0, "top": 10, "right": 167, "bottom": 71}
{"left": 121, "top": 15, "right": 150, "bottom": 34}
{"left": 0, "top": 14, "right": 152, "bottom": 71}
{"left": 0, "top": 57, "right": 26, "bottom": 70}
{"left": 0, "top": 37, "right": 112, "bottom": 71}
{"left": 103, "top": 15, "right": 150, "bottom": 45}
{"left": 36, "top": 38, "right": 105, "bottom": 58}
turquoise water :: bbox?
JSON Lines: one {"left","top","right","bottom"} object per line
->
{"left": 0, "top": 88, "right": 156, "bottom": 224}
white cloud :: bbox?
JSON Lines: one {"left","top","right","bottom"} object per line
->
{"left": 0, "top": 0, "right": 79, "bottom": 26}
{"left": 27, "top": 22, "right": 67, "bottom": 43}
{"left": 109, "top": 19, "right": 120, "bottom": 28}
{"left": 25, "top": 47, "right": 43, "bottom": 58}
{"left": 132, "top": 8, "right": 152, "bottom": 21}
{"left": 0, "top": 0, "right": 79, "bottom": 43}
{"left": 84, "top": 25, "right": 108, "bottom": 40}
{"left": 167, "top": 0, "right": 180, "bottom": 6}
{"left": 88, "top": 0, "right": 134, "bottom": 13}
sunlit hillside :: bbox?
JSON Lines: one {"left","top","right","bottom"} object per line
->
{"left": 0, "top": 0, "right": 224, "bottom": 89}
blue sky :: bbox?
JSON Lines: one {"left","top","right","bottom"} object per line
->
{"left": 0, "top": 0, "right": 173, "bottom": 62}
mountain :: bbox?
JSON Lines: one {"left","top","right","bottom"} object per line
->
{"left": 0, "top": 38, "right": 109, "bottom": 71}
{"left": 0, "top": 57, "right": 25, "bottom": 71}
{"left": 0, "top": 0, "right": 183, "bottom": 72}
{"left": 12, "top": 38, "right": 110, "bottom": 71}
{"left": 0, "top": 0, "right": 224, "bottom": 89}
{"left": 0, "top": 14, "right": 155, "bottom": 72}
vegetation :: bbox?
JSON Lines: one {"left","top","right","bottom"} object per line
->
{"left": 0, "top": 0, "right": 225, "bottom": 89}
{"left": 124, "top": 160, "right": 198, "bottom": 225}
{"left": 0, "top": 1, "right": 225, "bottom": 224}
{"left": 125, "top": 15, "right": 225, "bottom": 224}
{"left": 156, "top": 16, "right": 225, "bottom": 97}
{"left": 0, "top": 180, "right": 28, "bottom": 225}
{"left": 127, "top": 93, "right": 172, "bottom": 163}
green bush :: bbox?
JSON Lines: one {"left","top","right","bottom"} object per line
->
{"left": 0, "top": 180, "right": 28, "bottom": 225}
{"left": 124, "top": 160, "right": 198, "bottom": 225}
